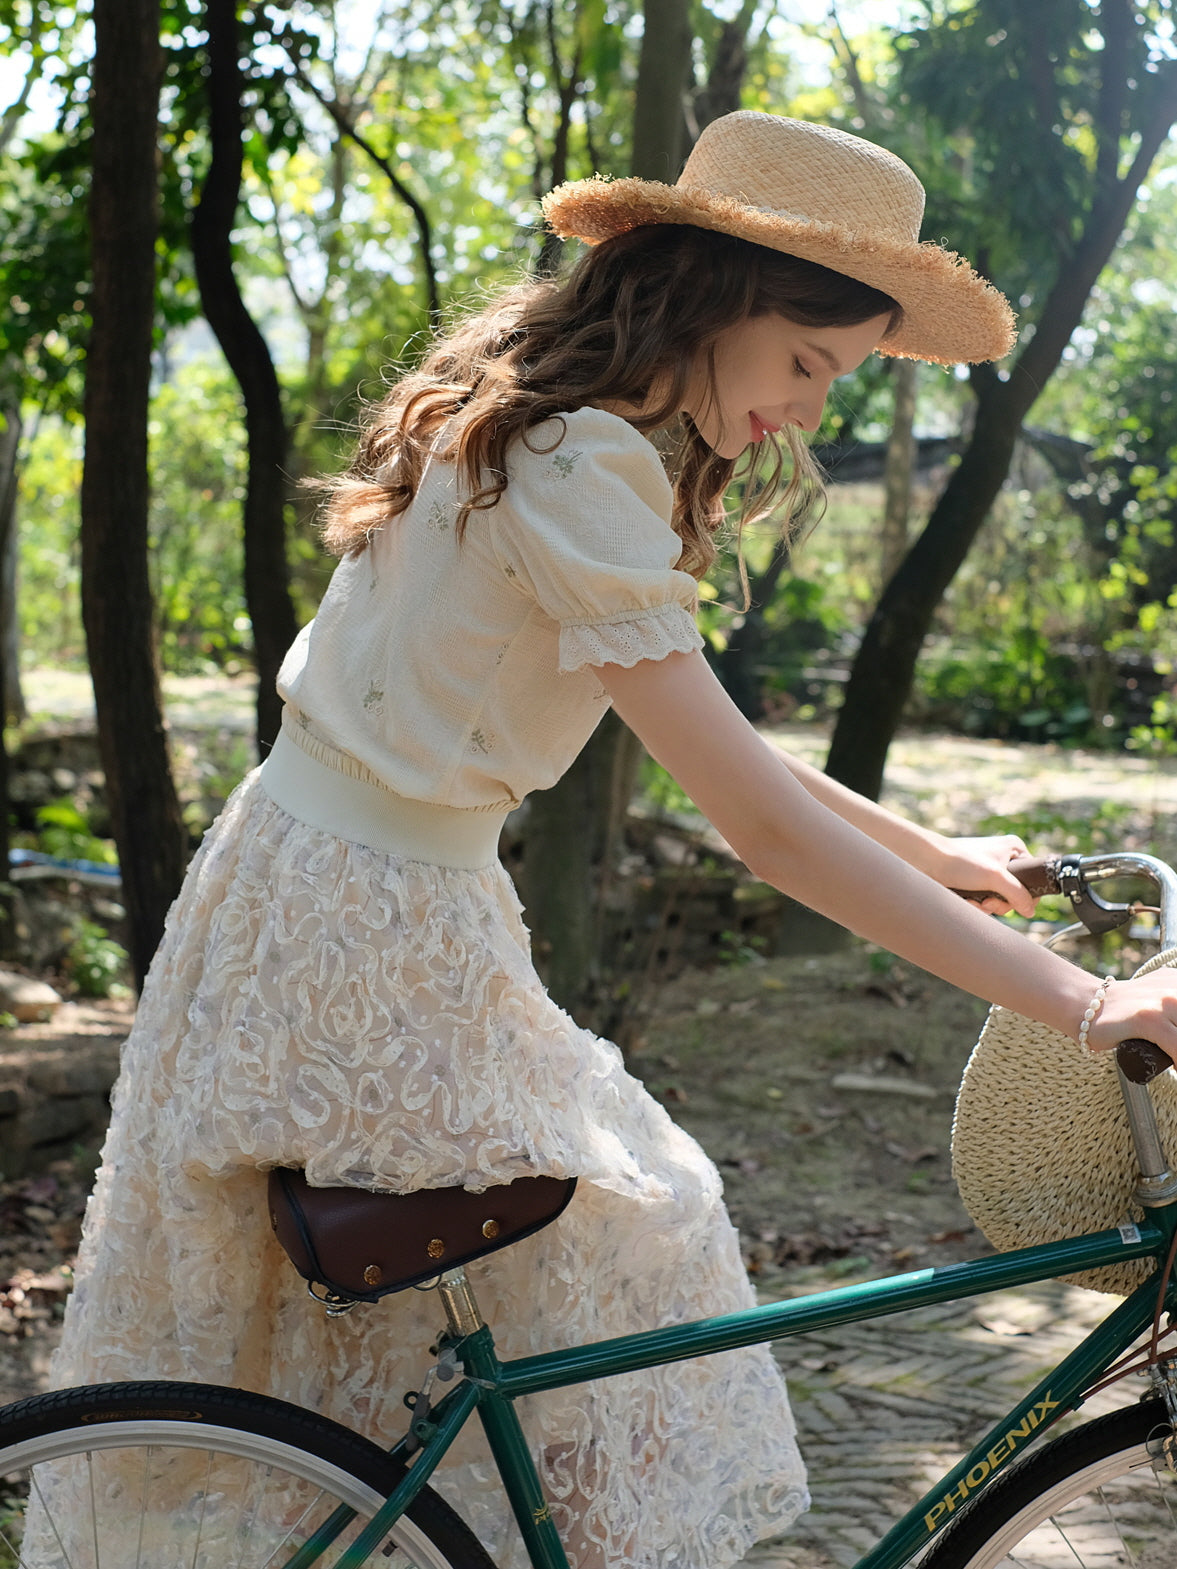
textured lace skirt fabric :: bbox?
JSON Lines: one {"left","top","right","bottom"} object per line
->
{"left": 41, "top": 769, "right": 808, "bottom": 1569}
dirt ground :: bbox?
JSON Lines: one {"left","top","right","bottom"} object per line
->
{"left": 632, "top": 946, "right": 993, "bottom": 1286}
{"left": 5, "top": 703, "right": 1177, "bottom": 1409}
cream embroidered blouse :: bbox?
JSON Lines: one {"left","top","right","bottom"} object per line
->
{"left": 277, "top": 407, "right": 704, "bottom": 811}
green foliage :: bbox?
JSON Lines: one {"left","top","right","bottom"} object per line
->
{"left": 17, "top": 359, "right": 254, "bottom": 672}
{"left": 14, "top": 411, "right": 84, "bottom": 665}
{"left": 974, "top": 801, "right": 1135, "bottom": 857}
{"left": 0, "top": 149, "right": 89, "bottom": 410}
{"left": 888, "top": 1, "right": 1175, "bottom": 315}
{"left": 638, "top": 755, "right": 696, "bottom": 819}
{"left": 64, "top": 919, "right": 131, "bottom": 998}
{"left": 147, "top": 364, "right": 250, "bottom": 672}
{"left": 717, "top": 929, "right": 768, "bottom": 967}
{"left": 916, "top": 632, "right": 1095, "bottom": 743}
{"left": 34, "top": 799, "right": 117, "bottom": 866}
{"left": 1127, "top": 691, "right": 1177, "bottom": 761}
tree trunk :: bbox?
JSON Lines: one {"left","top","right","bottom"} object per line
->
{"left": 0, "top": 400, "right": 19, "bottom": 955}
{"left": 632, "top": 0, "right": 693, "bottom": 179}
{"left": 826, "top": 384, "right": 1022, "bottom": 798}
{"left": 0, "top": 397, "right": 25, "bottom": 724}
{"left": 82, "top": 0, "right": 187, "bottom": 989}
{"left": 825, "top": 59, "right": 1177, "bottom": 801}
{"left": 191, "top": 0, "right": 299, "bottom": 752}
{"left": 518, "top": 0, "right": 698, "bottom": 1024}
{"left": 692, "top": 0, "right": 756, "bottom": 132}
{"left": 880, "top": 359, "right": 917, "bottom": 592}
{"left": 518, "top": 710, "right": 641, "bottom": 1024}
{"left": 716, "top": 535, "right": 794, "bottom": 720}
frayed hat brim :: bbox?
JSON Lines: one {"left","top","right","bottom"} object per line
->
{"left": 542, "top": 175, "right": 1016, "bottom": 367}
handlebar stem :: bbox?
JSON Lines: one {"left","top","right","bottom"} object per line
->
{"left": 1070, "top": 853, "right": 1177, "bottom": 1202}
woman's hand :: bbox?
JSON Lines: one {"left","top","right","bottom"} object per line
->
{"left": 1084, "top": 970, "right": 1177, "bottom": 1063}
{"left": 925, "top": 834, "right": 1036, "bottom": 918}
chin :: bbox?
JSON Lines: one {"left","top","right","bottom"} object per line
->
{"left": 706, "top": 431, "right": 748, "bottom": 461}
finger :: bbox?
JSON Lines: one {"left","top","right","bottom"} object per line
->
{"left": 995, "top": 869, "right": 1037, "bottom": 919}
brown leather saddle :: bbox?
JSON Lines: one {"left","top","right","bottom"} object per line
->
{"left": 267, "top": 1167, "right": 578, "bottom": 1306}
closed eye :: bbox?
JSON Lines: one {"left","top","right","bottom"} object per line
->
{"left": 793, "top": 357, "right": 812, "bottom": 380}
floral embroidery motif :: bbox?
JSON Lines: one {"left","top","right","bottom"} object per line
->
{"left": 427, "top": 500, "right": 451, "bottom": 532}
{"left": 549, "top": 449, "right": 582, "bottom": 480}
{"left": 362, "top": 681, "right": 385, "bottom": 716}
{"left": 469, "top": 728, "right": 493, "bottom": 755}
{"left": 503, "top": 561, "right": 518, "bottom": 579}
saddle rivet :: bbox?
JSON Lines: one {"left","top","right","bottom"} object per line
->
{"left": 481, "top": 1219, "right": 500, "bottom": 1239}
{"left": 363, "top": 1263, "right": 383, "bottom": 1286}
{"left": 427, "top": 1238, "right": 446, "bottom": 1259}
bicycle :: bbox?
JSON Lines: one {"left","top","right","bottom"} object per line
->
{"left": 5, "top": 849, "right": 1177, "bottom": 1569}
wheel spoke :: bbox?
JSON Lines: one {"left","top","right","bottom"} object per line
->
{"left": 86, "top": 1450, "right": 100, "bottom": 1569}
{"left": 0, "top": 1382, "right": 494, "bottom": 1569}
{"left": 190, "top": 1445, "right": 214, "bottom": 1569}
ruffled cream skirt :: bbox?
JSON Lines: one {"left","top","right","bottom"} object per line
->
{"left": 45, "top": 768, "right": 807, "bottom": 1568}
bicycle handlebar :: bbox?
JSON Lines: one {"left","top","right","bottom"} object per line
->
{"left": 956, "top": 854, "right": 1175, "bottom": 1087}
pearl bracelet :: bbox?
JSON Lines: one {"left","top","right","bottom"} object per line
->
{"left": 1078, "top": 974, "right": 1115, "bottom": 1054}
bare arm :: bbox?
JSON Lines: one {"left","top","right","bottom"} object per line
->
{"left": 595, "top": 650, "right": 1177, "bottom": 1055}
{"left": 766, "top": 739, "right": 1030, "bottom": 909}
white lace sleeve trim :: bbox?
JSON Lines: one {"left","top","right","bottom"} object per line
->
{"left": 558, "top": 602, "right": 703, "bottom": 673}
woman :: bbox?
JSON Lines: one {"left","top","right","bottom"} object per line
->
{"left": 43, "top": 111, "right": 1177, "bottom": 1569}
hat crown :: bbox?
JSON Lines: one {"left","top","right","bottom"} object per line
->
{"left": 679, "top": 111, "right": 926, "bottom": 246}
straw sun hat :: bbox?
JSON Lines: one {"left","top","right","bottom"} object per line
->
{"left": 542, "top": 111, "right": 1016, "bottom": 367}
{"left": 952, "top": 949, "right": 1177, "bottom": 1296}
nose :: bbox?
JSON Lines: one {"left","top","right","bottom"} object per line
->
{"left": 789, "top": 387, "right": 829, "bottom": 434}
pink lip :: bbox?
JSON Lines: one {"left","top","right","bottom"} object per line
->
{"left": 750, "top": 414, "right": 780, "bottom": 442}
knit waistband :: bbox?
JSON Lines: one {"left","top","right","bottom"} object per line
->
{"left": 258, "top": 728, "right": 507, "bottom": 870}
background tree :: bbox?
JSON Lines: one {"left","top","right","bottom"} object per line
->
{"left": 81, "top": 0, "right": 187, "bottom": 987}
{"left": 190, "top": 0, "right": 301, "bottom": 750}
{"left": 825, "top": 0, "right": 1177, "bottom": 799}
{"left": 517, "top": 0, "right": 701, "bottom": 1024}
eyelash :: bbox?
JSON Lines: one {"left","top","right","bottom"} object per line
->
{"left": 793, "top": 357, "right": 812, "bottom": 380}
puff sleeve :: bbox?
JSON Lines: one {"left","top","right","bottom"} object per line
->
{"left": 489, "top": 408, "right": 705, "bottom": 673}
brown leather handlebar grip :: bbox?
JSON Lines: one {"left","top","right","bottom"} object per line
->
{"left": 1009, "top": 855, "right": 1061, "bottom": 899}
{"left": 1116, "top": 1038, "right": 1172, "bottom": 1084}
{"left": 952, "top": 855, "right": 1060, "bottom": 905}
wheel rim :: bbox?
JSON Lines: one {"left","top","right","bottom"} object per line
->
{"left": 958, "top": 1434, "right": 1177, "bottom": 1569}
{"left": 0, "top": 1419, "right": 458, "bottom": 1569}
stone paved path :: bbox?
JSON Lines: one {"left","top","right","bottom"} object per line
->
{"left": 737, "top": 1276, "right": 1146, "bottom": 1569}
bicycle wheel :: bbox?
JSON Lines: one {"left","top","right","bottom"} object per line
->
{"left": 0, "top": 1380, "right": 496, "bottom": 1569}
{"left": 923, "top": 1397, "right": 1177, "bottom": 1569}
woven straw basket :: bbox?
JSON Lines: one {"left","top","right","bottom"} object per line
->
{"left": 952, "top": 948, "right": 1177, "bottom": 1295}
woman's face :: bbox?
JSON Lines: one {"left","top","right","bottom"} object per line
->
{"left": 684, "top": 312, "right": 893, "bottom": 459}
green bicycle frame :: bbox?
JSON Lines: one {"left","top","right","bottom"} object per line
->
{"left": 326, "top": 1206, "right": 1177, "bottom": 1569}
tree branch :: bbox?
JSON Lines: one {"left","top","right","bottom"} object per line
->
{"left": 828, "top": 3, "right": 873, "bottom": 125}
{"left": 1015, "top": 53, "right": 1177, "bottom": 402}
{"left": 288, "top": 57, "right": 441, "bottom": 326}
{"left": 1095, "top": 0, "right": 1131, "bottom": 194}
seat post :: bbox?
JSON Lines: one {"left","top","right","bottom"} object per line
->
{"left": 436, "top": 1268, "right": 486, "bottom": 1336}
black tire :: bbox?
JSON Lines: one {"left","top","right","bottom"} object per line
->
{"left": 922, "top": 1397, "right": 1177, "bottom": 1569}
{"left": 0, "top": 1379, "right": 496, "bottom": 1569}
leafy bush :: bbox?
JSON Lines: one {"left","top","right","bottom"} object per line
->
{"left": 34, "top": 801, "right": 118, "bottom": 866}
{"left": 64, "top": 921, "right": 130, "bottom": 998}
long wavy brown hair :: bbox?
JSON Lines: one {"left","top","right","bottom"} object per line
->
{"left": 318, "top": 226, "right": 901, "bottom": 580}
